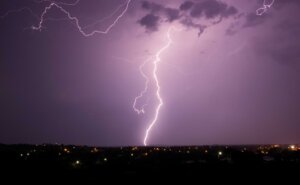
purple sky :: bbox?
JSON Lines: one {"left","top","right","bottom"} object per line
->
{"left": 0, "top": 0, "right": 299, "bottom": 146}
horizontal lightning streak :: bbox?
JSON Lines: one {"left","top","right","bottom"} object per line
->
{"left": 0, "top": 7, "right": 39, "bottom": 19}
{"left": 33, "top": 0, "right": 81, "bottom": 6}
{"left": 82, "top": 2, "right": 126, "bottom": 30}
{"left": 32, "top": 0, "right": 131, "bottom": 37}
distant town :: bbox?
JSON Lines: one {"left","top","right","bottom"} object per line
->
{"left": 0, "top": 144, "right": 299, "bottom": 183}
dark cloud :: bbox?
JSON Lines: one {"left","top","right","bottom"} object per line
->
{"left": 165, "top": 8, "right": 180, "bottom": 22}
{"left": 138, "top": 13, "right": 160, "bottom": 31}
{"left": 139, "top": 0, "right": 238, "bottom": 33}
{"left": 225, "top": 12, "right": 269, "bottom": 36}
{"left": 141, "top": 1, "right": 180, "bottom": 22}
{"left": 141, "top": 1, "right": 163, "bottom": 13}
{"left": 179, "top": 1, "right": 194, "bottom": 11}
{"left": 189, "top": 0, "right": 238, "bottom": 19}
{"left": 180, "top": 18, "right": 207, "bottom": 37}
{"left": 223, "top": 6, "right": 238, "bottom": 17}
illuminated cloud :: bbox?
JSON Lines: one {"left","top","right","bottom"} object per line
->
{"left": 187, "top": 0, "right": 238, "bottom": 19}
{"left": 138, "top": 0, "right": 238, "bottom": 33}
{"left": 138, "top": 13, "right": 160, "bottom": 31}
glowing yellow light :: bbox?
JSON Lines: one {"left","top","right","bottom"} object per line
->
{"left": 218, "top": 151, "right": 222, "bottom": 156}
{"left": 75, "top": 160, "right": 80, "bottom": 164}
{"left": 91, "top": 147, "right": 99, "bottom": 153}
{"left": 290, "top": 145, "right": 295, "bottom": 150}
{"left": 288, "top": 145, "right": 298, "bottom": 151}
{"left": 131, "top": 153, "right": 134, "bottom": 157}
{"left": 104, "top": 158, "right": 107, "bottom": 162}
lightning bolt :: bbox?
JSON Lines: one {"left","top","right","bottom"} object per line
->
{"left": 0, "top": 0, "right": 80, "bottom": 20}
{"left": 33, "top": 0, "right": 81, "bottom": 6}
{"left": 256, "top": 0, "right": 275, "bottom": 16}
{"left": 133, "top": 27, "right": 178, "bottom": 146}
{"left": 82, "top": 2, "right": 127, "bottom": 31}
{"left": 133, "top": 58, "right": 152, "bottom": 115}
{"left": 143, "top": 27, "right": 175, "bottom": 146}
{"left": 0, "top": 7, "right": 39, "bottom": 20}
{"left": 31, "top": 0, "right": 131, "bottom": 37}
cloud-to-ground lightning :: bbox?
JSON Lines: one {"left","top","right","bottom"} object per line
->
{"left": 256, "top": 0, "right": 275, "bottom": 16}
{"left": 133, "top": 27, "right": 178, "bottom": 146}
{"left": 31, "top": 0, "right": 131, "bottom": 37}
{"left": 143, "top": 28, "right": 174, "bottom": 146}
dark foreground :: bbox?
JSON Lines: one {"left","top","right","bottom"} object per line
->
{"left": 0, "top": 144, "right": 299, "bottom": 184}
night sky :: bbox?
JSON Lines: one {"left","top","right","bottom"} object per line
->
{"left": 0, "top": 0, "right": 299, "bottom": 146}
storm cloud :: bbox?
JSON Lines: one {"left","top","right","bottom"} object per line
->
{"left": 187, "top": 0, "right": 238, "bottom": 19}
{"left": 138, "top": 13, "right": 160, "bottom": 31}
{"left": 138, "top": 0, "right": 238, "bottom": 33}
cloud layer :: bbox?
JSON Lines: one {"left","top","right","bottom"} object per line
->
{"left": 138, "top": 0, "right": 238, "bottom": 34}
